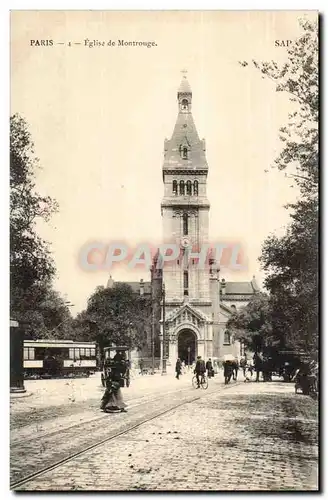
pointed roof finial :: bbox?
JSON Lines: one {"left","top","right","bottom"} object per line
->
{"left": 178, "top": 69, "right": 192, "bottom": 94}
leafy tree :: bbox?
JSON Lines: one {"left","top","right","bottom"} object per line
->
{"left": 15, "top": 282, "right": 73, "bottom": 339}
{"left": 10, "top": 114, "right": 74, "bottom": 340}
{"left": 240, "top": 18, "right": 318, "bottom": 195}
{"left": 240, "top": 18, "right": 318, "bottom": 357}
{"left": 71, "top": 284, "right": 152, "bottom": 362}
{"left": 227, "top": 293, "right": 273, "bottom": 353}
{"left": 10, "top": 114, "right": 59, "bottom": 321}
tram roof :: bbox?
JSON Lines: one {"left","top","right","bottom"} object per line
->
{"left": 103, "top": 346, "right": 129, "bottom": 351}
{"left": 24, "top": 340, "right": 96, "bottom": 348}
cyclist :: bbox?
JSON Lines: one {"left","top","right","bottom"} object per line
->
{"left": 194, "top": 355, "right": 206, "bottom": 388}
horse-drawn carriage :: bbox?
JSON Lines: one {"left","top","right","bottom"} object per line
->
{"left": 101, "top": 346, "right": 131, "bottom": 388}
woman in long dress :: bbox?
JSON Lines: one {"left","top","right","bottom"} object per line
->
{"left": 101, "top": 359, "right": 127, "bottom": 413}
{"left": 101, "top": 379, "right": 127, "bottom": 412}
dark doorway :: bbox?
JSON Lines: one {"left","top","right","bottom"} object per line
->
{"left": 178, "top": 329, "right": 197, "bottom": 366}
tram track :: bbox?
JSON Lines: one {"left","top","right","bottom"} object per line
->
{"left": 10, "top": 384, "right": 196, "bottom": 447}
{"left": 11, "top": 381, "right": 242, "bottom": 490}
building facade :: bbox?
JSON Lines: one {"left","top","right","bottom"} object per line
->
{"left": 106, "top": 75, "right": 259, "bottom": 366}
{"left": 157, "top": 75, "right": 259, "bottom": 366}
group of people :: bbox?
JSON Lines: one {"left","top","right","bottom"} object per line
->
{"left": 223, "top": 354, "right": 269, "bottom": 384}
{"left": 175, "top": 356, "right": 215, "bottom": 386}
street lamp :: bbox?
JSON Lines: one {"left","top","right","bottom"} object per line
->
{"left": 187, "top": 346, "right": 191, "bottom": 368}
{"left": 151, "top": 291, "right": 155, "bottom": 375}
{"left": 128, "top": 322, "right": 133, "bottom": 363}
{"left": 161, "top": 283, "right": 167, "bottom": 375}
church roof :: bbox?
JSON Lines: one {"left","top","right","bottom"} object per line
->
{"left": 125, "top": 282, "right": 152, "bottom": 294}
{"left": 107, "top": 277, "right": 258, "bottom": 299}
{"left": 224, "top": 282, "right": 254, "bottom": 295}
{"left": 223, "top": 277, "right": 260, "bottom": 295}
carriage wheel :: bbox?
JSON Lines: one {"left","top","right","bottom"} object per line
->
{"left": 192, "top": 376, "right": 199, "bottom": 389}
{"left": 201, "top": 376, "right": 208, "bottom": 390}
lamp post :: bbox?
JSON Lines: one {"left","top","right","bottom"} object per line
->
{"left": 128, "top": 322, "right": 133, "bottom": 363}
{"left": 187, "top": 346, "right": 191, "bottom": 368}
{"left": 10, "top": 319, "right": 26, "bottom": 393}
{"left": 88, "top": 319, "right": 101, "bottom": 369}
{"left": 161, "top": 283, "right": 167, "bottom": 375}
{"left": 150, "top": 282, "right": 155, "bottom": 375}
{"left": 151, "top": 301, "right": 155, "bottom": 375}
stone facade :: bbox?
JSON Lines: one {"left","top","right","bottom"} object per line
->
{"left": 106, "top": 76, "right": 259, "bottom": 365}
{"left": 157, "top": 75, "right": 258, "bottom": 366}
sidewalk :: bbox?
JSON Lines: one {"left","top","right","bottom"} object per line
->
{"left": 10, "top": 370, "right": 195, "bottom": 414}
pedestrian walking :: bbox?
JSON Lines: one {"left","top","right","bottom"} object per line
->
{"left": 233, "top": 358, "right": 239, "bottom": 380}
{"left": 253, "top": 352, "right": 263, "bottom": 382}
{"left": 139, "top": 358, "right": 144, "bottom": 375}
{"left": 194, "top": 356, "right": 206, "bottom": 388}
{"left": 240, "top": 356, "right": 247, "bottom": 378}
{"left": 175, "top": 358, "right": 182, "bottom": 379}
{"left": 223, "top": 360, "right": 234, "bottom": 384}
{"left": 206, "top": 358, "right": 214, "bottom": 378}
{"left": 101, "top": 358, "right": 127, "bottom": 413}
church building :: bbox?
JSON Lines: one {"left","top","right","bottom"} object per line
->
{"left": 107, "top": 74, "right": 259, "bottom": 366}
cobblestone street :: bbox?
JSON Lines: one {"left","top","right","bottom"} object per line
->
{"left": 11, "top": 373, "right": 318, "bottom": 492}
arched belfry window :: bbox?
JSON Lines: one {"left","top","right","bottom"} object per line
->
{"left": 193, "top": 180, "right": 199, "bottom": 196}
{"left": 183, "top": 213, "right": 188, "bottom": 235}
{"left": 186, "top": 180, "right": 192, "bottom": 195}
{"left": 173, "top": 180, "right": 178, "bottom": 195}
{"left": 179, "top": 180, "right": 185, "bottom": 195}
{"left": 182, "top": 147, "right": 188, "bottom": 159}
{"left": 181, "top": 99, "right": 189, "bottom": 111}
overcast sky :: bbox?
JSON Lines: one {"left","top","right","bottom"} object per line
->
{"left": 11, "top": 10, "right": 317, "bottom": 314}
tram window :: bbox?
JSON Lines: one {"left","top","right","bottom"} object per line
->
{"left": 85, "top": 348, "right": 90, "bottom": 358}
{"left": 80, "top": 348, "right": 85, "bottom": 357}
{"left": 35, "top": 348, "right": 45, "bottom": 360}
{"left": 24, "top": 348, "right": 29, "bottom": 360}
{"left": 91, "top": 348, "right": 96, "bottom": 357}
{"left": 69, "top": 348, "right": 74, "bottom": 359}
{"left": 29, "top": 348, "right": 35, "bottom": 360}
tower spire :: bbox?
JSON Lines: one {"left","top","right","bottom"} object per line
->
{"left": 178, "top": 70, "right": 192, "bottom": 95}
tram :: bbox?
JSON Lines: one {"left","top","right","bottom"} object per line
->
{"left": 23, "top": 339, "right": 97, "bottom": 379}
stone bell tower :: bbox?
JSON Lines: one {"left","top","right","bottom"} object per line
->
{"left": 159, "top": 72, "right": 216, "bottom": 365}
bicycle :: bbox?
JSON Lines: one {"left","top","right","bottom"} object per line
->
{"left": 192, "top": 373, "right": 208, "bottom": 390}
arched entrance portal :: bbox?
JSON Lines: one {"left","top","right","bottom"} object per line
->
{"left": 178, "top": 329, "right": 197, "bottom": 366}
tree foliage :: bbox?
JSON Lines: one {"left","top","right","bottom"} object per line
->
{"left": 238, "top": 18, "right": 318, "bottom": 357}
{"left": 240, "top": 18, "right": 318, "bottom": 196}
{"left": 19, "top": 284, "right": 74, "bottom": 339}
{"left": 10, "top": 114, "right": 59, "bottom": 314}
{"left": 71, "top": 284, "right": 152, "bottom": 358}
{"left": 227, "top": 293, "right": 273, "bottom": 353}
{"left": 10, "top": 114, "right": 73, "bottom": 337}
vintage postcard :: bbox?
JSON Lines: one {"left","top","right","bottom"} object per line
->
{"left": 10, "top": 10, "right": 319, "bottom": 492}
